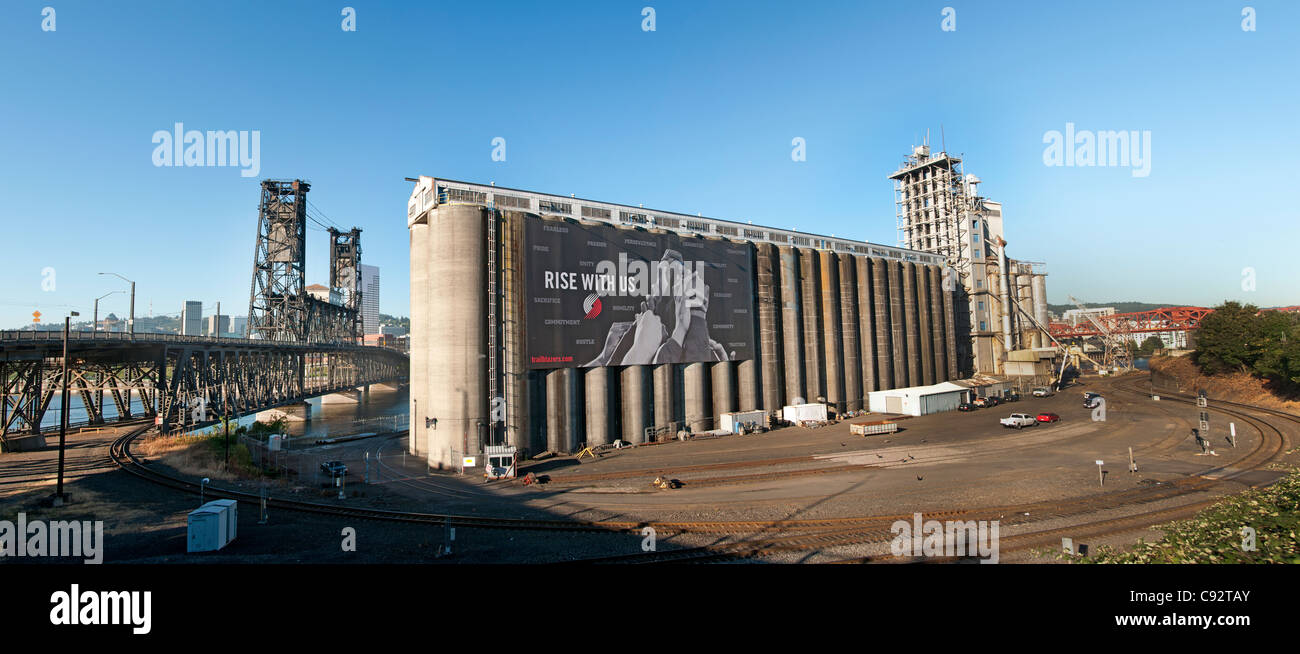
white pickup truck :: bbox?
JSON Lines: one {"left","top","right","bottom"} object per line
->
{"left": 1000, "top": 413, "right": 1037, "bottom": 429}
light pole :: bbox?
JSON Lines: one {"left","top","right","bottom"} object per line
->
{"left": 98, "top": 272, "right": 135, "bottom": 335}
{"left": 55, "top": 310, "right": 80, "bottom": 505}
{"left": 93, "top": 290, "right": 123, "bottom": 333}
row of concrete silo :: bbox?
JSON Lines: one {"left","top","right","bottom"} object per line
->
{"left": 409, "top": 204, "right": 962, "bottom": 469}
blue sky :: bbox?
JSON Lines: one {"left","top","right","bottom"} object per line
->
{"left": 2, "top": 0, "right": 1297, "bottom": 328}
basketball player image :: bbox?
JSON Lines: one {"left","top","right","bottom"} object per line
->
{"left": 583, "top": 249, "right": 732, "bottom": 366}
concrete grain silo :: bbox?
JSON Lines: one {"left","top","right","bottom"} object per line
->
{"left": 407, "top": 178, "right": 964, "bottom": 468}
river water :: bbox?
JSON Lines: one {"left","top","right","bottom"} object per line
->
{"left": 38, "top": 385, "right": 409, "bottom": 443}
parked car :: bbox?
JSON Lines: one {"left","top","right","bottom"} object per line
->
{"left": 958, "top": 402, "right": 976, "bottom": 412}
{"left": 985, "top": 396, "right": 1001, "bottom": 407}
{"left": 1004, "top": 392, "right": 1020, "bottom": 403}
{"left": 1036, "top": 412, "right": 1060, "bottom": 423}
{"left": 1083, "top": 392, "right": 1103, "bottom": 409}
{"left": 1032, "top": 387, "right": 1053, "bottom": 398}
{"left": 1000, "top": 413, "right": 1037, "bottom": 429}
{"left": 320, "top": 460, "right": 348, "bottom": 477}
{"left": 973, "top": 397, "right": 989, "bottom": 408}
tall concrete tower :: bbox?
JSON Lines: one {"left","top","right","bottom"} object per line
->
{"left": 890, "top": 142, "right": 1049, "bottom": 375}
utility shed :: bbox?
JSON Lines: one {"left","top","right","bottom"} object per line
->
{"left": 867, "top": 381, "right": 970, "bottom": 416}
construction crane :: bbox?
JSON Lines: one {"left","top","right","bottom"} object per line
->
{"left": 1066, "top": 296, "right": 1133, "bottom": 373}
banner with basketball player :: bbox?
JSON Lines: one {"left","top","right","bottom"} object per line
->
{"left": 523, "top": 215, "right": 755, "bottom": 369}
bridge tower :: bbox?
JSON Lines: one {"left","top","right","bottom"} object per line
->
{"left": 328, "top": 227, "right": 363, "bottom": 342}
{"left": 247, "top": 180, "right": 310, "bottom": 342}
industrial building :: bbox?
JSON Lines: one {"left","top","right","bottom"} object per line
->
{"left": 890, "top": 144, "right": 1052, "bottom": 376}
{"left": 408, "top": 177, "right": 967, "bottom": 469}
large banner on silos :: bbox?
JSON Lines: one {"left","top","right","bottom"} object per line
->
{"left": 523, "top": 216, "right": 755, "bottom": 369}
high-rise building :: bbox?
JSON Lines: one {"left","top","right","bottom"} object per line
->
{"left": 181, "top": 301, "right": 203, "bottom": 336}
{"left": 360, "top": 264, "right": 379, "bottom": 335}
{"left": 204, "top": 314, "right": 230, "bottom": 336}
{"left": 231, "top": 315, "right": 248, "bottom": 338}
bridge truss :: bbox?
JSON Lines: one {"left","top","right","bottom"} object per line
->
{"left": 0, "top": 331, "right": 406, "bottom": 448}
{"left": 1048, "top": 306, "right": 1214, "bottom": 339}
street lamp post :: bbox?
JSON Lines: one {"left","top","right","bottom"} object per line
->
{"left": 98, "top": 272, "right": 135, "bottom": 335}
{"left": 93, "top": 290, "right": 123, "bottom": 333}
{"left": 55, "top": 310, "right": 80, "bottom": 505}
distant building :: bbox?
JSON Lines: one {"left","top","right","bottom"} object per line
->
{"left": 205, "top": 314, "right": 230, "bottom": 336}
{"left": 231, "top": 316, "right": 247, "bottom": 338}
{"left": 363, "top": 332, "right": 406, "bottom": 351}
{"left": 360, "top": 264, "right": 380, "bottom": 335}
{"left": 181, "top": 301, "right": 203, "bottom": 336}
{"left": 97, "top": 313, "right": 122, "bottom": 333}
{"left": 380, "top": 324, "right": 407, "bottom": 337}
{"left": 1062, "top": 307, "right": 1115, "bottom": 326}
{"left": 305, "top": 284, "right": 341, "bottom": 305}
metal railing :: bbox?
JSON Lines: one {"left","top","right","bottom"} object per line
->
{"left": 0, "top": 330, "right": 391, "bottom": 352}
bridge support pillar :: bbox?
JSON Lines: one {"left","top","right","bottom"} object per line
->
{"left": 322, "top": 388, "right": 364, "bottom": 404}
{"left": 257, "top": 402, "right": 311, "bottom": 423}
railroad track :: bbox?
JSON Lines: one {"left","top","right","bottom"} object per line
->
{"left": 105, "top": 375, "right": 1294, "bottom": 562}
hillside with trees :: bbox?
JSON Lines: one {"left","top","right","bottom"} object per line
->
{"left": 1192, "top": 301, "right": 1300, "bottom": 395}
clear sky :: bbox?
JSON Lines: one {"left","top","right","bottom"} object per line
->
{"left": 2, "top": 0, "right": 1297, "bottom": 329}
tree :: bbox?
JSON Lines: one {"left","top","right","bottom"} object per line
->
{"left": 1254, "top": 312, "right": 1300, "bottom": 391}
{"left": 1194, "top": 301, "right": 1261, "bottom": 374}
{"left": 1139, "top": 335, "right": 1164, "bottom": 355}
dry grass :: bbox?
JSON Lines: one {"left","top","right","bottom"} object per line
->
{"left": 1150, "top": 355, "right": 1300, "bottom": 412}
{"left": 135, "top": 433, "right": 263, "bottom": 483}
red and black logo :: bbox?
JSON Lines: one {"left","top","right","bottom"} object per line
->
{"left": 582, "top": 293, "right": 602, "bottom": 319}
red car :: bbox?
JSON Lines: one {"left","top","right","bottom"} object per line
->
{"left": 1036, "top": 412, "right": 1060, "bottom": 423}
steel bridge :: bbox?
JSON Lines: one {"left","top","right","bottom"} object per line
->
{"left": 1, "top": 179, "right": 409, "bottom": 451}
{"left": 1048, "top": 306, "right": 1214, "bottom": 339}
{"left": 0, "top": 330, "right": 406, "bottom": 449}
